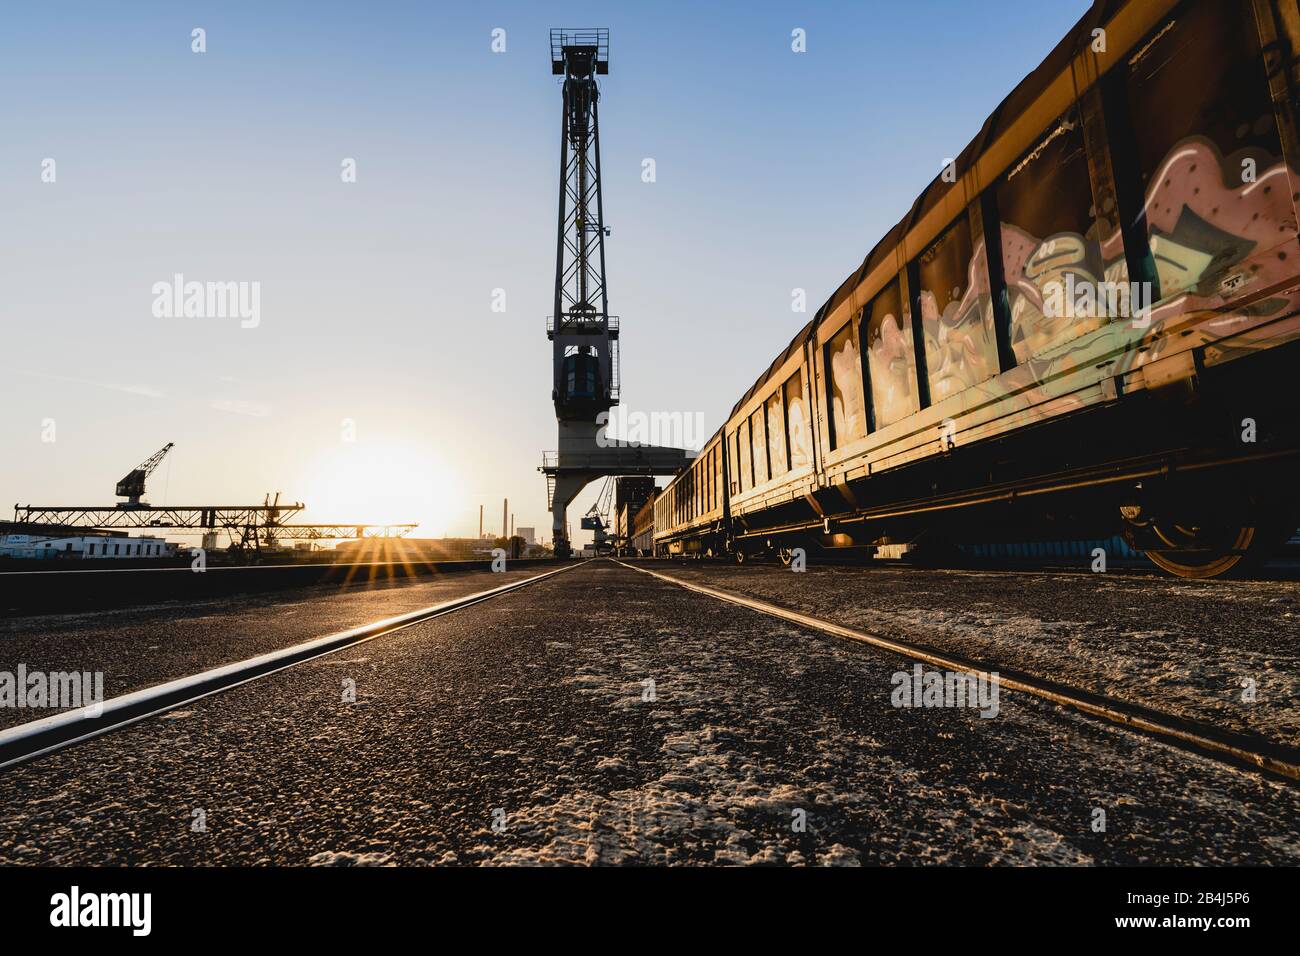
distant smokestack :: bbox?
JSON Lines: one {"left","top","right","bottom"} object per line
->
{"left": 502, "top": 498, "right": 508, "bottom": 540}
{"left": 479, "top": 505, "right": 483, "bottom": 538}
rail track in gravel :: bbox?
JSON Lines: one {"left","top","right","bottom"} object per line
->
{"left": 5, "top": 554, "right": 1295, "bottom": 786}
{"left": 616, "top": 559, "right": 1300, "bottom": 784}
{"left": 0, "top": 562, "right": 585, "bottom": 770}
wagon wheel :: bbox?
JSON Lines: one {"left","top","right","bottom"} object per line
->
{"left": 1142, "top": 519, "right": 1291, "bottom": 579}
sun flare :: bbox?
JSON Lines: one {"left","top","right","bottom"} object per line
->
{"left": 296, "top": 441, "right": 460, "bottom": 536}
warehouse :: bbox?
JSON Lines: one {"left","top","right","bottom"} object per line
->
{"left": 0, "top": 532, "right": 175, "bottom": 560}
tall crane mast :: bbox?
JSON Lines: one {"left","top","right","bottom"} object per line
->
{"left": 539, "top": 29, "right": 693, "bottom": 558}
{"left": 549, "top": 28, "right": 616, "bottom": 423}
{"left": 115, "top": 442, "right": 174, "bottom": 506}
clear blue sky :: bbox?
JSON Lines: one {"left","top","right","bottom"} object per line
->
{"left": 0, "top": 0, "right": 1090, "bottom": 543}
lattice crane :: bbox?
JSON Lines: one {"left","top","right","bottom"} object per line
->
{"left": 538, "top": 29, "right": 693, "bottom": 557}
{"left": 114, "top": 442, "right": 174, "bottom": 506}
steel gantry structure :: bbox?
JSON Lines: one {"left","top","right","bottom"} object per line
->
{"left": 541, "top": 29, "right": 692, "bottom": 558}
{"left": 12, "top": 441, "right": 417, "bottom": 552}
{"left": 10, "top": 502, "right": 417, "bottom": 550}
{"left": 12, "top": 503, "right": 307, "bottom": 532}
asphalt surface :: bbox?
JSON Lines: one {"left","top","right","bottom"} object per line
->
{"left": 0, "top": 560, "right": 1295, "bottom": 866}
{"left": 634, "top": 559, "right": 1300, "bottom": 748}
{"left": 0, "top": 566, "right": 547, "bottom": 730}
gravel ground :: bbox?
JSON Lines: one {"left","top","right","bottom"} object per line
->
{"left": 0, "top": 567, "right": 548, "bottom": 730}
{"left": 0, "top": 560, "right": 1294, "bottom": 866}
{"left": 629, "top": 560, "right": 1300, "bottom": 748}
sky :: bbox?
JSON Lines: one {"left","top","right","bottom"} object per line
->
{"left": 0, "top": 0, "right": 1091, "bottom": 545}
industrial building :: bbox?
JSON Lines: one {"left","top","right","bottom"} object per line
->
{"left": 0, "top": 530, "right": 176, "bottom": 561}
{"left": 612, "top": 477, "right": 657, "bottom": 555}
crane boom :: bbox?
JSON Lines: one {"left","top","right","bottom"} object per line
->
{"left": 115, "top": 442, "right": 174, "bottom": 505}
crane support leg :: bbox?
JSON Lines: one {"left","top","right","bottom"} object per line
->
{"left": 542, "top": 418, "right": 693, "bottom": 558}
{"left": 550, "top": 472, "right": 599, "bottom": 558}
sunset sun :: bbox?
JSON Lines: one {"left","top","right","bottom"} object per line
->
{"left": 296, "top": 440, "right": 460, "bottom": 535}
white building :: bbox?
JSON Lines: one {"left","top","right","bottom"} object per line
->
{"left": 0, "top": 533, "right": 176, "bottom": 560}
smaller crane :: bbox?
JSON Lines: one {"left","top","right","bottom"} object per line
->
{"left": 114, "top": 442, "right": 174, "bottom": 507}
{"left": 580, "top": 477, "right": 615, "bottom": 553}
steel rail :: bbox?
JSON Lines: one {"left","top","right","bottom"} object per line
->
{"left": 616, "top": 560, "right": 1300, "bottom": 784}
{"left": 0, "top": 561, "right": 585, "bottom": 770}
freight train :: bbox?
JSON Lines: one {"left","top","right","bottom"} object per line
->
{"left": 652, "top": 0, "right": 1300, "bottom": 578}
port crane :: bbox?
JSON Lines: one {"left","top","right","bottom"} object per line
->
{"left": 539, "top": 28, "right": 693, "bottom": 557}
{"left": 114, "top": 442, "right": 174, "bottom": 506}
{"left": 579, "top": 477, "right": 615, "bottom": 553}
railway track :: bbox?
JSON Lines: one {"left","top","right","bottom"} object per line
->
{"left": 0, "top": 561, "right": 584, "bottom": 770}
{"left": 5, "top": 554, "right": 1293, "bottom": 788}
{"left": 616, "top": 559, "right": 1300, "bottom": 784}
